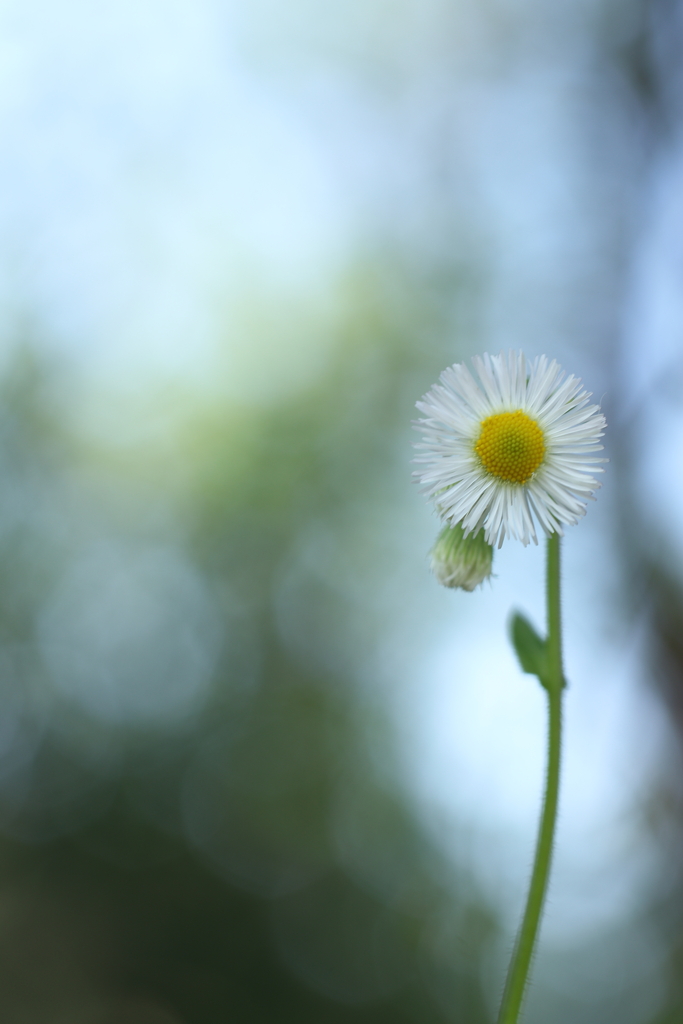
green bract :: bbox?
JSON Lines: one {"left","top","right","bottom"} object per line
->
{"left": 430, "top": 523, "right": 493, "bottom": 591}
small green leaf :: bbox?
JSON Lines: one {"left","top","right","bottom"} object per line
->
{"left": 510, "top": 612, "right": 549, "bottom": 683}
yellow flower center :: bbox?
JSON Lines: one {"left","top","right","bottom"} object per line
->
{"left": 474, "top": 410, "right": 545, "bottom": 484}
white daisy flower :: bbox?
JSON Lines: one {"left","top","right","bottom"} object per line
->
{"left": 413, "top": 351, "right": 606, "bottom": 547}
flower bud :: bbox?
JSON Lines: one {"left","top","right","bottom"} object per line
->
{"left": 430, "top": 523, "right": 493, "bottom": 591}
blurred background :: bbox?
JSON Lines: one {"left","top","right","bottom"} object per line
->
{"left": 0, "top": 0, "right": 681, "bottom": 1022}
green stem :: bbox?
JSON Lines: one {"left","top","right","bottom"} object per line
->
{"left": 496, "top": 532, "right": 564, "bottom": 1024}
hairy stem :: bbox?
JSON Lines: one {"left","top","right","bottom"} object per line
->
{"left": 497, "top": 532, "right": 564, "bottom": 1024}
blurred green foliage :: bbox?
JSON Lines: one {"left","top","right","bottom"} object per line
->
{"left": 0, "top": 269, "right": 503, "bottom": 1024}
{"left": 0, "top": 259, "right": 680, "bottom": 1024}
